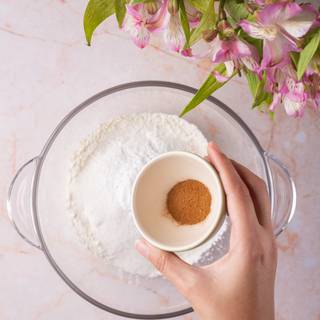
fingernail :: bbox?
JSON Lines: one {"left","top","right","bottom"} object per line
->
{"left": 135, "top": 239, "right": 150, "bottom": 258}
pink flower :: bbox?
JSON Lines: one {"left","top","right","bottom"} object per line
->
{"left": 164, "top": 0, "right": 201, "bottom": 53}
{"left": 282, "top": 79, "right": 307, "bottom": 117}
{"left": 267, "top": 64, "right": 307, "bottom": 117}
{"left": 239, "top": 2, "right": 317, "bottom": 68}
{"left": 304, "top": 56, "right": 320, "bottom": 110}
{"left": 210, "top": 37, "right": 259, "bottom": 81}
{"left": 265, "top": 60, "right": 292, "bottom": 92}
{"left": 125, "top": 1, "right": 168, "bottom": 49}
{"left": 164, "top": 14, "right": 184, "bottom": 52}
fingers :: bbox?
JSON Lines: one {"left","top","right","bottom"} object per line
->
{"left": 231, "top": 160, "right": 272, "bottom": 231}
{"left": 207, "top": 142, "right": 259, "bottom": 233}
{"left": 135, "top": 239, "right": 198, "bottom": 296}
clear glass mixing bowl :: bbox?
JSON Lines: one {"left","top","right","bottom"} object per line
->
{"left": 7, "top": 81, "right": 296, "bottom": 319}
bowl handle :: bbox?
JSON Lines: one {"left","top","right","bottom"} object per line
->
{"left": 7, "top": 157, "right": 42, "bottom": 249}
{"left": 264, "top": 152, "right": 297, "bottom": 237}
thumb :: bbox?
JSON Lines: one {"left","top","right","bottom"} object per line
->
{"left": 135, "top": 239, "right": 198, "bottom": 296}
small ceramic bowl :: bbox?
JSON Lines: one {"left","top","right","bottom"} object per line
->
{"left": 132, "top": 151, "right": 225, "bottom": 252}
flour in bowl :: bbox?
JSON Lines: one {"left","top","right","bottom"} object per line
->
{"left": 68, "top": 113, "right": 227, "bottom": 278}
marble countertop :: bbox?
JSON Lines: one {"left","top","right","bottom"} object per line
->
{"left": 1, "top": 1, "right": 319, "bottom": 319}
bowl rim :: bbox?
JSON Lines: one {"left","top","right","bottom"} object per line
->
{"left": 32, "top": 81, "right": 272, "bottom": 319}
{"left": 132, "top": 150, "right": 225, "bottom": 252}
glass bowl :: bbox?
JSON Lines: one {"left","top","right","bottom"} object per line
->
{"left": 7, "top": 81, "right": 296, "bottom": 319}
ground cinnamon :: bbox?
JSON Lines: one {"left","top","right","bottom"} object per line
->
{"left": 166, "top": 179, "right": 211, "bottom": 225}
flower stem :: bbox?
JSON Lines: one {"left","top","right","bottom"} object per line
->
{"left": 218, "top": 0, "right": 227, "bottom": 20}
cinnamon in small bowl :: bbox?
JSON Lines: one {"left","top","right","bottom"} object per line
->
{"left": 132, "top": 151, "right": 225, "bottom": 252}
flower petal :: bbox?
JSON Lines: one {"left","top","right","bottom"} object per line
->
{"left": 286, "top": 81, "right": 306, "bottom": 101}
{"left": 211, "top": 38, "right": 229, "bottom": 63}
{"left": 286, "top": 78, "right": 296, "bottom": 92}
{"left": 147, "top": 0, "right": 168, "bottom": 31}
{"left": 283, "top": 96, "right": 305, "bottom": 117}
{"left": 232, "top": 39, "right": 259, "bottom": 61}
{"left": 241, "top": 56, "right": 259, "bottom": 72}
{"left": 269, "top": 92, "right": 281, "bottom": 111}
{"left": 183, "top": 39, "right": 212, "bottom": 59}
{"left": 257, "top": 3, "right": 285, "bottom": 25}
{"left": 283, "top": 78, "right": 307, "bottom": 117}
{"left": 280, "top": 9, "right": 317, "bottom": 38}
{"left": 164, "top": 14, "right": 184, "bottom": 52}
{"left": 258, "top": 3, "right": 301, "bottom": 26}
{"left": 125, "top": 6, "right": 151, "bottom": 48}
{"left": 131, "top": 24, "right": 151, "bottom": 48}
{"left": 126, "top": 4, "right": 143, "bottom": 21}
{"left": 261, "top": 34, "right": 297, "bottom": 68}
{"left": 282, "top": 3, "right": 304, "bottom": 21}
{"left": 239, "top": 21, "right": 277, "bottom": 41}
{"left": 225, "top": 60, "right": 235, "bottom": 77}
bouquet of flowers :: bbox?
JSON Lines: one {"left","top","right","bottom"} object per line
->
{"left": 83, "top": 0, "right": 320, "bottom": 118}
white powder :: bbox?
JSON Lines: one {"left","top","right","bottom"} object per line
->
{"left": 68, "top": 113, "right": 227, "bottom": 278}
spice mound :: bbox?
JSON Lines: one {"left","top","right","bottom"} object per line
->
{"left": 166, "top": 179, "right": 212, "bottom": 225}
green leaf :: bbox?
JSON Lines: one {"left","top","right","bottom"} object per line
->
{"left": 130, "top": 0, "right": 153, "bottom": 4}
{"left": 290, "top": 52, "right": 300, "bottom": 69}
{"left": 252, "top": 72, "right": 272, "bottom": 109}
{"left": 84, "top": 0, "right": 115, "bottom": 45}
{"left": 224, "top": 0, "right": 249, "bottom": 22}
{"left": 245, "top": 70, "right": 260, "bottom": 97}
{"left": 246, "top": 71, "right": 272, "bottom": 109}
{"left": 253, "top": 92, "right": 272, "bottom": 110}
{"left": 226, "top": 16, "right": 237, "bottom": 28}
{"left": 188, "top": 0, "right": 209, "bottom": 13}
{"left": 180, "top": 64, "right": 234, "bottom": 117}
{"left": 189, "top": 0, "right": 215, "bottom": 46}
{"left": 246, "top": 13, "right": 256, "bottom": 22}
{"left": 252, "top": 90, "right": 266, "bottom": 108}
{"left": 179, "top": 0, "right": 191, "bottom": 47}
{"left": 297, "top": 30, "right": 320, "bottom": 80}
{"left": 115, "top": 0, "right": 126, "bottom": 27}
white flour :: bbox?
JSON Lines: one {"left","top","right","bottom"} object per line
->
{"left": 68, "top": 113, "right": 227, "bottom": 278}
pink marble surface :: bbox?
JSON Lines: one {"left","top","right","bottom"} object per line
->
{"left": 0, "top": 1, "right": 319, "bottom": 319}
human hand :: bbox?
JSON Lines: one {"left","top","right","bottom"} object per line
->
{"left": 135, "top": 142, "right": 277, "bottom": 320}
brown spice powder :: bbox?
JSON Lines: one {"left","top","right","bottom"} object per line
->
{"left": 166, "top": 179, "right": 212, "bottom": 225}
